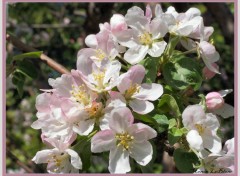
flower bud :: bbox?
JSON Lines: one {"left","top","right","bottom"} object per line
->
{"left": 202, "top": 63, "right": 219, "bottom": 80}
{"left": 206, "top": 92, "right": 224, "bottom": 110}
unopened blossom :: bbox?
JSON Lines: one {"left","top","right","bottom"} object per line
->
{"left": 91, "top": 107, "right": 157, "bottom": 173}
{"left": 182, "top": 105, "right": 221, "bottom": 153}
{"left": 206, "top": 92, "right": 224, "bottom": 110}
{"left": 119, "top": 5, "right": 168, "bottom": 64}
{"left": 117, "top": 65, "right": 163, "bottom": 114}
{"left": 202, "top": 63, "right": 219, "bottom": 80}
{"left": 32, "top": 139, "right": 82, "bottom": 173}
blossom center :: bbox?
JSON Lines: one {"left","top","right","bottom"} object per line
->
{"left": 96, "top": 49, "right": 106, "bottom": 61}
{"left": 115, "top": 132, "right": 134, "bottom": 151}
{"left": 93, "top": 71, "right": 106, "bottom": 89}
{"left": 85, "top": 102, "right": 103, "bottom": 120}
{"left": 125, "top": 83, "right": 140, "bottom": 100}
{"left": 195, "top": 124, "right": 205, "bottom": 135}
{"left": 139, "top": 32, "right": 152, "bottom": 45}
{"left": 70, "top": 85, "right": 90, "bottom": 105}
{"left": 47, "top": 153, "right": 68, "bottom": 171}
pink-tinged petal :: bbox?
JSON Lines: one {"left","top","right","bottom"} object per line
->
{"left": 148, "top": 41, "right": 167, "bottom": 57}
{"left": 106, "top": 91, "right": 126, "bottom": 109}
{"left": 199, "top": 41, "right": 219, "bottom": 62}
{"left": 215, "top": 156, "right": 234, "bottom": 168}
{"left": 48, "top": 74, "right": 73, "bottom": 97}
{"left": 91, "top": 130, "right": 116, "bottom": 153}
{"left": 204, "top": 113, "right": 220, "bottom": 131}
{"left": 213, "top": 103, "right": 234, "bottom": 119}
{"left": 32, "top": 149, "right": 54, "bottom": 164}
{"left": 185, "top": 8, "right": 201, "bottom": 20}
{"left": 133, "top": 83, "right": 163, "bottom": 101}
{"left": 35, "top": 93, "right": 51, "bottom": 112}
{"left": 150, "top": 18, "right": 168, "bottom": 39}
{"left": 99, "top": 115, "right": 110, "bottom": 130}
{"left": 129, "top": 99, "right": 154, "bottom": 115}
{"left": 65, "top": 149, "right": 82, "bottom": 169}
{"left": 182, "top": 105, "right": 206, "bottom": 129}
{"left": 203, "top": 26, "right": 214, "bottom": 41}
{"left": 76, "top": 48, "right": 95, "bottom": 75}
{"left": 145, "top": 5, "right": 152, "bottom": 21}
{"left": 176, "top": 24, "right": 193, "bottom": 36}
{"left": 117, "top": 77, "right": 132, "bottom": 94}
{"left": 114, "top": 29, "right": 137, "bottom": 48}
{"left": 202, "top": 133, "right": 222, "bottom": 153}
{"left": 206, "top": 92, "right": 224, "bottom": 110}
{"left": 155, "top": 4, "right": 163, "bottom": 17}
{"left": 72, "top": 119, "right": 95, "bottom": 136}
{"left": 127, "top": 123, "right": 157, "bottom": 142}
{"left": 109, "top": 107, "right": 134, "bottom": 133}
{"left": 202, "top": 57, "right": 220, "bottom": 74}
{"left": 124, "top": 45, "right": 149, "bottom": 65}
{"left": 223, "top": 138, "right": 234, "bottom": 155}
{"left": 130, "top": 141, "right": 153, "bottom": 166}
{"left": 31, "top": 120, "right": 44, "bottom": 129}
{"left": 202, "top": 63, "right": 219, "bottom": 80}
{"left": 186, "top": 130, "right": 203, "bottom": 151}
{"left": 85, "top": 34, "right": 98, "bottom": 48}
{"left": 127, "top": 64, "right": 146, "bottom": 84}
{"left": 166, "top": 6, "right": 178, "bottom": 18}
{"left": 110, "top": 14, "right": 127, "bottom": 33}
{"left": 108, "top": 148, "right": 130, "bottom": 174}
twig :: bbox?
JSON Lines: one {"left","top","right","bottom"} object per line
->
{"left": 6, "top": 33, "right": 70, "bottom": 74}
{"left": 7, "top": 149, "right": 34, "bottom": 173}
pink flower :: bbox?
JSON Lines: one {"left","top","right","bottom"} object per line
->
{"left": 202, "top": 63, "right": 219, "bottom": 80}
{"left": 32, "top": 138, "right": 82, "bottom": 173}
{"left": 117, "top": 65, "right": 163, "bottom": 114}
{"left": 206, "top": 92, "right": 224, "bottom": 110}
{"left": 91, "top": 107, "right": 157, "bottom": 173}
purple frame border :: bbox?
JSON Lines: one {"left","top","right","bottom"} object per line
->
{"left": 2, "top": 0, "right": 238, "bottom": 176}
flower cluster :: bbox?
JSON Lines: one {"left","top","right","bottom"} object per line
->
{"left": 32, "top": 4, "right": 234, "bottom": 174}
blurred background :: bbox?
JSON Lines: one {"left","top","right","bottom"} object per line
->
{"left": 6, "top": 2, "right": 234, "bottom": 173}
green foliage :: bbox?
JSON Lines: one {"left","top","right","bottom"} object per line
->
{"left": 162, "top": 56, "right": 203, "bottom": 91}
{"left": 140, "top": 56, "right": 159, "bottom": 83}
{"left": 173, "top": 148, "right": 200, "bottom": 173}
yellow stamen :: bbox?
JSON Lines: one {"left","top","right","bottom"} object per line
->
{"left": 70, "top": 85, "right": 90, "bottom": 105}
{"left": 125, "top": 83, "right": 140, "bottom": 100}
{"left": 139, "top": 31, "right": 152, "bottom": 45}
{"left": 195, "top": 124, "right": 205, "bottom": 135}
{"left": 115, "top": 132, "right": 134, "bottom": 151}
{"left": 96, "top": 49, "right": 106, "bottom": 61}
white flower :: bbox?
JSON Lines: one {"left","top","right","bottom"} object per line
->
{"left": 117, "top": 65, "right": 163, "bottom": 114}
{"left": 32, "top": 139, "right": 82, "bottom": 173}
{"left": 182, "top": 105, "right": 221, "bottom": 153}
{"left": 91, "top": 107, "right": 157, "bottom": 173}
{"left": 120, "top": 5, "right": 168, "bottom": 64}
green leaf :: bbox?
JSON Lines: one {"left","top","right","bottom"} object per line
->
{"left": 72, "top": 135, "right": 92, "bottom": 171}
{"left": 157, "top": 94, "right": 181, "bottom": 118}
{"left": 168, "top": 119, "right": 177, "bottom": 129}
{"left": 140, "top": 56, "right": 159, "bottom": 83}
{"left": 165, "top": 35, "right": 180, "bottom": 57}
{"left": 12, "top": 51, "right": 43, "bottom": 61}
{"left": 173, "top": 148, "right": 200, "bottom": 173}
{"left": 152, "top": 114, "right": 169, "bottom": 133}
{"left": 168, "top": 127, "right": 183, "bottom": 145}
{"left": 16, "top": 60, "right": 38, "bottom": 79}
{"left": 12, "top": 71, "right": 26, "bottom": 98}
{"left": 162, "top": 56, "right": 202, "bottom": 91}
{"left": 6, "top": 64, "right": 15, "bottom": 77}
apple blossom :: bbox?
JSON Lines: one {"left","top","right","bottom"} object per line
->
{"left": 182, "top": 105, "right": 221, "bottom": 153}
{"left": 91, "top": 107, "right": 157, "bottom": 173}
{"left": 32, "top": 139, "right": 82, "bottom": 173}
{"left": 206, "top": 92, "right": 224, "bottom": 110}
{"left": 117, "top": 65, "right": 163, "bottom": 114}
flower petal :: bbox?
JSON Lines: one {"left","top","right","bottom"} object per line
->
{"left": 108, "top": 147, "right": 130, "bottom": 174}
{"left": 109, "top": 107, "right": 134, "bottom": 133}
{"left": 129, "top": 99, "right": 154, "bottom": 114}
{"left": 202, "top": 133, "right": 222, "bottom": 153}
{"left": 133, "top": 83, "right": 163, "bottom": 101}
{"left": 150, "top": 18, "right": 168, "bottom": 39}
{"left": 148, "top": 41, "right": 167, "bottom": 57}
{"left": 124, "top": 45, "right": 149, "bottom": 65}
{"left": 130, "top": 141, "right": 153, "bottom": 166}
{"left": 32, "top": 149, "right": 54, "bottom": 164}
{"left": 91, "top": 130, "right": 116, "bottom": 153}
{"left": 85, "top": 34, "right": 98, "bottom": 48}
{"left": 65, "top": 149, "right": 82, "bottom": 169}
{"left": 186, "top": 130, "right": 203, "bottom": 151}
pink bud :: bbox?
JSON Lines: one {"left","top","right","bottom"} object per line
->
{"left": 206, "top": 92, "right": 224, "bottom": 110}
{"left": 202, "top": 63, "right": 219, "bottom": 80}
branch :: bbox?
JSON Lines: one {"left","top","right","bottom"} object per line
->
{"left": 6, "top": 33, "right": 70, "bottom": 74}
{"left": 7, "top": 149, "right": 34, "bottom": 173}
